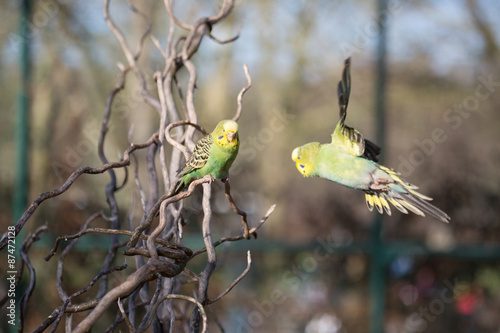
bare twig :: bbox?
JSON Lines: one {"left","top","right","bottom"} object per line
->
{"left": 104, "top": 0, "right": 160, "bottom": 111}
{"left": 233, "top": 64, "right": 252, "bottom": 122}
{"left": 118, "top": 297, "right": 135, "bottom": 331}
{"left": 1, "top": 134, "right": 159, "bottom": 250}
{"left": 191, "top": 204, "right": 275, "bottom": 258}
{"left": 223, "top": 178, "right": 252, "bottom": 239}
{"left": 165, "top": 120, "right": 208, "bottom": 160}
{"left": 141, "top": 294, "right": 208, "bottom": 333}
{"left": 146, "top": 175, "right": 215, "bottom": 260}
{"left": 73, "top": 260, "right": 179, "bottom": 333}
{"left": 18, "top": 226, "right": 48, "bottom": 332}
{"left": 207, "top": 0, "right": 235, "bottom": 24}
{"left": 189, "top": 183, "right": 216, "bottom": 330}
{"left": 127, "top": 174, "right": 214, "bottom": 249}
{"left": 209, "top": 251, "right": 252, "bottom": 304}
{"left": 46, "top": 227, "right": 192, "bottom": 261}
{"left": 208, "top": 25, "right": 242, "bottom": 45}
{"left": 56, "top": 212, "right": 106, "bottom": 302}
{"left": 127, "top": 1, "right": 153, "bottom": 61}
{"left": 156, "top": 69, "right": 173, "bottom": 190}
{"left": 33, "top": 264, "right": 127, "bottom": 333}
{"left": 164, "top": 0, "right": 192, "bottom": 30}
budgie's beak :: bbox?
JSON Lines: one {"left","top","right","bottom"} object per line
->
{"left": 226, "top": 131, "right": 236, "bottom": 142}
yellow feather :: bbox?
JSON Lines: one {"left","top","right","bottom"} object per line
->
{"left": 372, "top": 194, "right": 384, "bottom": 214}
{"left": 399, "top": 200, "right": 425, "bottom": 217}
{"left": 409, "top": 189, "right": 433, "bottom": 201}
{"left": 365, "top": 193, "right": 374, "bottom": 211}
{"left": 379, "top": 194, "right": 392, "bottom": 215}
{"left": 388, "top": 198, "right": 409, "bottom": 214}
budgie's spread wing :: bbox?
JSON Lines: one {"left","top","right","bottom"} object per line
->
{"left": 331, "top": 58, "right": 366, "bottom": 156}
{"left": 331, "top": 58, "right": 381, "bottom": 162}
{"left": 177, "top": 134, "right": 213, "bottom": 177}
{"left": 363, "top": 139, "right": 381, "bottom": 162}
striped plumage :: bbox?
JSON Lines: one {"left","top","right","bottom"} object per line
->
{"left": 291, "top": 58, "right": 450, "bottom": 223}
{"left": 175, "top": 120, "right": 239, "bottom": 193}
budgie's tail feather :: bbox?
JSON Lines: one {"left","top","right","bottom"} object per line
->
{"left": 364, "top": 190, "right": 450, "bottom": 223}
{"left": 365, "top": 166, "right": 450, "bottom": 223}
{"left": 173, "top": 177, "right": 185, "bottom": 195}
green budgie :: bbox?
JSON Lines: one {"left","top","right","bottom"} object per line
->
{"left": 291, "top": 58, "right": 450, "bottom": 223}
{"left": 175, "top": 119, "right": 239, "bottom": 193}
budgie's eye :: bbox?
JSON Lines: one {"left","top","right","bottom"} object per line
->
{"left": 222, "top": 129, "right": 225, "bottom": 132}
{"left": 297, "top": 156, "right": 301, "bottom": 160}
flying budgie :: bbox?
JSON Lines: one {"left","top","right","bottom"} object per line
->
{"left": 175, "top": 119, "right": 239, "bottom": 193}
{"left": 291, "top": 58, "right": 450, "bottom": 223}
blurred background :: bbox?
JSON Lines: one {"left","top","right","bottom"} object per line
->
{"left": 1, "top": 0, "right": 500, "bottom": 332}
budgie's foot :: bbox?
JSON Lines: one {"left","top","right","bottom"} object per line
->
{"left": 369, "top": 174, "right": 390, "bottom": 191}
{"left": 205, "top": 174, "right": 216, "bottom": 184}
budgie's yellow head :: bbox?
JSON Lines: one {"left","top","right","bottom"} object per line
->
{"left": 291, "top": 142, "right": 321, "bottom": 177}
{"left": 214, "top": 119, "right": 239, "bottom": 149}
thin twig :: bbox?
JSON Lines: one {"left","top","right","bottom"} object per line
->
{"left": 164, "top": 0, "right": 192, "bottom": 30}
{"left": 118, "top": 297, "right": 135, "bottom": 331}
{"left": 18, "top": 226, "right": 48, "bottom": 332}
{"left": 208, "top": 26, "right": 242, "bottom": 45}
{"left": 208, "top": 251, "right": 251, "bottom": 304}
{"left": 223, "top": 178, "right": 251, "bottom": 239}
{"left": 127, "top": 174, "right": 213, "bottom": 249}
{"left": 165, "top": 120, "right": 208, "bottom": 160}
{"left": 191, "top": 204, "right": 275, "bottom": 258}
{"left": 72, "top": 260, "right": 179, "bottom": 333}
{"left": 189, "top": 183, "right": 216, "bottom": 330}
{"left": 1, "top": 134, "right": 159, "bottom": 250}
{"left": 104, "top": 0, "right": 160, "bottom": 110}
{"left": 233, "top": 64, "right": 252, "bottom": 122}
{"left": 45, "top": 227, "right": 192, "bottom": 261}
{"left": 141, "top": 294, "right": 208, "bottom": 333}
{"left": 146, "top": 175, "right": 214, "bottom": 260}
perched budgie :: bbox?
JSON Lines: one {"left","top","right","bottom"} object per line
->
{"left": 175, "top": 119, "right": 239, "bottom": 193}
{"left": 291, "top": 58, "right": 450, "bottom": 223}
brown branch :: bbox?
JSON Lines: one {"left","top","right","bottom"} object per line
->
{"left": 72, "top": 260, "right": 181, "bottom": 333}
{"left": 165, "top": 120, "right": 208, "bottom": 160}
{"left": 223, "top": 178, "right": 251, "bottom": 239}
{"left": 140, "top": 294, "right": 207, "bottom": 333}
{"left": 136, "top": 278, "right": 164, "bottom": 332}
{"left": 45, "top": 227, "right": 192, "bottom": 261}
{"left": 117, "top": 297, "right": 135, "bottom": 331}
{"left": 127, "top": 1, "right": 153, "bottom": 61}
{"left": 189, "top": 183, "right": 216, "bottom": 331}
{"left": 208, "top": 250, "right": 251, "bottom": 304}
{"left": 208, "top": 25, "right": 242, "bottom": 45}
{"left": 146, "top": 175, "right": 214, "bottom": 260}
{"left": 233, "top": 64, "right": 252, "bottom": 122}
{"left": 191, "top": 203, "right": 275, "bottom": 258}
{"left": 156, "top": 69, "right": 173, "bottom": 190}
{"left": 0, "top": 133, "right": 159, "bottom": 250}
{"left": 103, "top": 0, "right": 160, "bottom": 111}
{"left": 18, "top": 226, "right": 49, "bottom": 332}
{"left": 127, "top": 174, "right": 214, "bottom": 249}
{"left": 96, "top": 64, "right": 131, "bottom": 300}
{"left": 164, "top": 0, "right": 192, "bottom": 30}
{"left": 56, "top": 212, "right": 107, "bottom": 303}
{"left": 32, "top": 264, "right": 127, "bottom": 333}
{"left": 207, "top": 0, "right": 235, "bottom": 24}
